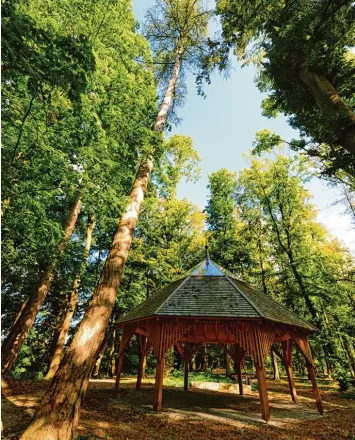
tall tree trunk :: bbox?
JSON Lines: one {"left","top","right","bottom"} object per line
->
{"left": 92, "top": 326, "right": 115, "bottom": 378}
{"left": 1, "top": 193, "right": 82, "bottom": 375}
{"left": 20, "top": 49, "right": 183, "bottom": 440}
{"left": 108, "top": 330, "right": 116, "bottom": 377}
{"left": 262, "top": 185, "right": 319, "bottom": 321}
{"left": 271, "top": 350, "right": 280, "bottom": 382}
{"left": 44, "top": 216, "right": 96, "bottom": 381}
{"left": 256, "top": 219, "right": 268, "bottom": 296}
{"left": 342, "top": 335, "right": 355, "bottom": 378}
{"left": 225, "top": 345, "right": 231, "bottom": 376}
{"left": 300, "top": 67, "right": 355, "bottom": 158}
{"left": 202, "top": 344, "right": 208, "bottom": 372}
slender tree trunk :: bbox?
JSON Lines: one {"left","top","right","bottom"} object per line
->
{"left": 12, "top": 296, "right": 30, "bottom": 326}
{"left": 262, "top": 185, "right": 319, "bottom": 322}
{"left": 44, "top": 216, "right": 96, "bottom": 381}
{"left": 342, "top": 335, "right": 355, "bottom": 378}
{"left": 300, "top": 67, "right": 355, "bottom": 158}
{"left": 202, "top": 345, "right": 208, "bottom": 372}
{"left": 225, "top": 346, "right": 231, "bottom": 376}
{"left": 108, "top": 330, "right": 116, "bottom": 377}
{"left": 256, "top": 221, "right": 268, "bottom": 296}
{"left": 92, "top": 326, "right": 115, "bottom": 377}
{"left": 271, "top": 350, "right": 280, "bottom": 382}
{"left": 20, "top": 49, "right": 183, "bottom": 440}
{"left": 1, "top": 193, "right": 82, "bottom": 375}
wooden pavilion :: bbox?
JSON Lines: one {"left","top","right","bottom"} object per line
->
{"left": 115, "top": 256, "right": 323, "bottom": 422}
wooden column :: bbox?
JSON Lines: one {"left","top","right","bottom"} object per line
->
{"left": 235, "top": 362, "right": 244, "bottom": 396}
{"left": 293, "top": 335, "right": 323, "bottom": 415}
{"left": 281, "top": 340, "right": 297, "bottom": 403}
{"left": 306, "top": 361, "right": 324, "bottom": 415}
{"left": 255, "top": 363, "right": 270, "bottom": 422}
{"left": 153, "top": 354, "right": 165, "bottom": 411}
{"left": 176, "top": 342, "right": 202, "bottom": 392}
{"left": 114, "top": 353, "right": 124, "bottom": 393}
{"left": 114, "top": 324, "right": 136, "bottom": 394}
{"left": 136, "top": 335, "right": 148, "bottom": 390}
{"left": 228, "top": 344, "right": 246, "bottom": 396}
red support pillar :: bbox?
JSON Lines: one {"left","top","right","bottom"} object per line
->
{"left": 153, "top": 354, "right": 165, "bottom": 411}
{"left": 293, "top": 335, "right": 323, "bottom": 415}
{"left": 306, "top": 361, "right": 324, "bottom": 415}
{"left": 235, "top": 361, "right": 244, "bottom": 396}
{"left": 136, "top": 335, "right": 148, "bottom": 390}
{"left": 114, "top": 352, "right": 124, "bottom": 394}
{"left": 230, "top": 344, "right": 246, "bottom": 396}
{"left": 255, "top": 363, "right": 270, "bottom": 422}
{"left": 281, "top": 340, "right": 297, "bottom": 403}
{"left": 113, "top": 324, "right": 136, "bottom": 395}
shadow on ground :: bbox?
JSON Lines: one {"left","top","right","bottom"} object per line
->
{"left": 2, "top": 377, "right": 354, "bottom": 440}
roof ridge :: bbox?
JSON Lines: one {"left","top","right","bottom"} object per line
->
{"left": 225, "top": 276, "right": 264, "bottom": 318}
{"left": 154, "top": 276, "right": 191, "bottom": 315}
{"left": 232, "top": 278, "right": 318, "bottom": 331}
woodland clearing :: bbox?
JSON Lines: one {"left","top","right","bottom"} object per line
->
{"left": 2, "top": 375, "right": 354, "bottom": 440}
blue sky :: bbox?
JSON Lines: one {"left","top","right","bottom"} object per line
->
{"left": 133, "top": 1, "right": 354, "bottom": 253}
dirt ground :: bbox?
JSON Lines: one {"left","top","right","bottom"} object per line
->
{"left": 2, "top": 375, "right": 355, "bottom": 440}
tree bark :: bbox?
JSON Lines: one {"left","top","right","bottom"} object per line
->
{"left": 108, "top": 330, "right": 116, "bottom": 377}
{"left": 300, "top": 67, "right": 355, "bottom": 158}
{"left": 44, "top": 216, "right": 96, "bottom": 381}
{"left": 271, "top": 350, "right": 280, "bottom": 382}
{"left": 20, "top": 49, "right": 183, "bottom": 440}
{"left": 92, "top": 326, "right": 115, "bottom": 378}
{"left": 225, "top": 345, "right": 232, "bottom": 376}
{"left": 1, "top": 193, "right": 82, "bottom": 376}
{"left": 342, "top": 335, "right": 355, "bottom": 378}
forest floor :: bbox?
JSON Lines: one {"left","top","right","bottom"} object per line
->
{"left": 2, "top": 374, "right": 355, "bottom": 440}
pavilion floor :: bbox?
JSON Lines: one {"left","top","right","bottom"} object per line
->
{"left": 2, "top": 376, "right": 354, "bottom": 440}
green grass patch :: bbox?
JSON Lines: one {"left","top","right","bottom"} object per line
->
{"left": 164, "top": 371, "right": 235, "bottom": 387}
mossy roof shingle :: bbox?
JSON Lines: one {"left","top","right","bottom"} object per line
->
{"left": 118, "top": 258, "right": 317, "bottom": 332}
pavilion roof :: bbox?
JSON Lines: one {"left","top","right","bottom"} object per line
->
{"left": 118, "top": 258, "right": 317, "bottom": 332}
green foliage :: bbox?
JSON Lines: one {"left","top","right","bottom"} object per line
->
{"left": 214, "top": 0, "right": 355, "bottom": 179}
{"left": 144, "top": 0, "right": 211, "bottom": 120}
{"left": 206, "top": 152, "right": 355, "bottom": 373}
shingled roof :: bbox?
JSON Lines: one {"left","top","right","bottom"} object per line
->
{"left": 118, "top": 258, "right": 317, "bottom": 331}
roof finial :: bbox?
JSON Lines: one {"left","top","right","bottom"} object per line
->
{"left": 205, "top": 240, "right": 210, "bottom": 262}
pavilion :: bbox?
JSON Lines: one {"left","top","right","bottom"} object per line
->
{"left": 115, "top": 255, "right": 323, "bottom": 422}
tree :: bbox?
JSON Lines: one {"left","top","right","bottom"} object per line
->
{"left": 20, "top": 1, "right": 210, "bottom": 437}
{"left": 205, "top": 169, "right": 254, "bottom": 275}
{"left": 1, "top": 0, "right": 158, "bottom": 376}
{"left": 1, "top": 192, "right": 82, "bottom": 375}
{"left": 44, "top": 215, "right": 96, "bottom": 380}
{"left": 213, "top": 0, "right": 355, "bottom": 173}
{"left": 235, "top": 152, "right": 355, "bottom": 372}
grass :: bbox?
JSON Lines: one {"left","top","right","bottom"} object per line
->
{"left": 163, "top": 370, "right": 235, "bottom": 387}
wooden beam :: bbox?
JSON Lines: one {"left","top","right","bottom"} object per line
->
{"left": 144, "top": 342, "right": 153, "bottom": 357}
{"left": 114, "top": 353, "right": 124, "bottom": 394}
{"left": 136, "top": 335, "right": 147, "bottom": 390}
{"left": 153, "top": 355, "right": 165, "bottom": 411}
{"left": 274, "top": 333, "right": 291, "bottom": 343}
{"left": 292, "top": 335, "right": 323, "bottom": 414}
{"left": 281, "top": 340, "right": 297, "bottom": 403}
{"left": 235, "top": 360, "right": 244, "bottom": 396}
{"left": 114, "top": 324, "right": 136, "bottom": 394}
{"left": 255, "top": 363, "right": 271, "bottom": 422}
{"left": 175, "top": 343, "right": 184, "bottom": 357}
{"left": 136, "top": 328, "right": 149, "bottom": 337}
{"left": 306, "top": 361, "right": 324, "bottom": 415}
